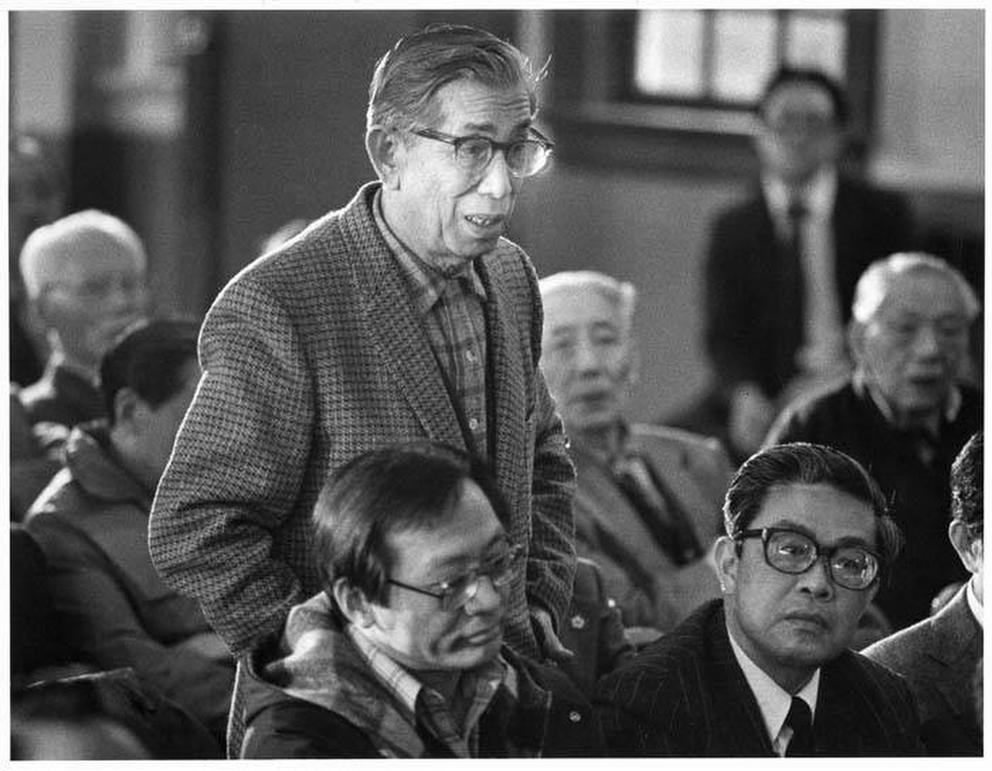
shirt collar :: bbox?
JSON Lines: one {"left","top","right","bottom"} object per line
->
{"left": 727, "top": 622, "right": 820, "bottom": 747}
{"left": 372, "top": 188, "right": 487, "bottom": 314}
{"left": 966, "top": 576, "right": 983, "bottom": 628}
{"left": 345, "top": 622, "right": 508, "bottom": 722}
{"left": 762, "top": 166, "right": 837, "bottom": 219}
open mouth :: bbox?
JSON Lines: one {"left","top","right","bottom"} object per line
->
{"left": 465, "top": 214, "right": 504, "bottom": 231}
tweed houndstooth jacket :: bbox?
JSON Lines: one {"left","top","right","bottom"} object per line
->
{"left": 595, "top": 599, "right": 924, "bottom": 756}
{"left": 148, "top": 182, "right": 576, "bottom": 659}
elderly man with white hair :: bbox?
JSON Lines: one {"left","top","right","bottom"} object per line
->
{"left": 18, "top": 209, "right": 150, "bottom": 427}
{"left": 767, "top": 252, "right": 981, "bottom": 632}
{"left": 539, "top": 270, "right": 733, "bottom": 638}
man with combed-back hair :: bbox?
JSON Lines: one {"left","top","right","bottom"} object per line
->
{"left": 148, "top": 24, "right": 575, "bottom": 755}
{"left": 595, "top": 442, "right": 923, "bottom": 757}
{"left": 767, "top": 252, "right": 981, "bottom": 631}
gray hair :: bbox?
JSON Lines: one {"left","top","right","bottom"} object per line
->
{"left": 19, "top": 209, "right": 147, "bottom": 301}
{"left": 366, "top": 23, "right": 541, "bottom": 134}
{"left": 539, "top": 270, "right": 638, "bottom": 333}
{"left": 851, "top": 252, "right": 980, "bottom": 324}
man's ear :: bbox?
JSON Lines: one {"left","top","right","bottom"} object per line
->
{"left": 366, "top": 126, "right": 403, "bottom": 189}
{"left": 625, "top": 340, "right": 641, "bottom": 391}
{"left": 846, "top": 320, "right": 867, "bottom": 365}
{"left": 949, "top": 520, "right": 982, "bottom": 574}
{"left": 714, "top": 535, "right": 740, "bottom": 595}
{"left": 332, "top": 577, "right": 375, "bottom": 628}
{"left": 112, "top": 387, "right": 143, "bottom": 430}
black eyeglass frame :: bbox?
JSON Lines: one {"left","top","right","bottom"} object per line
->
{"left": 734, "top": 527, "right": 881, "bottom": 591}
{"left": 386, "top": 542, "right": 525, "bottom": 611}
{"left": 411, "top": 126, "right": 555, "bottom": 178}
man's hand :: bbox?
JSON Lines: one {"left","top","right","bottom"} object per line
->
{"left": 531, "top": 607, "right": 574, "bottom": 663}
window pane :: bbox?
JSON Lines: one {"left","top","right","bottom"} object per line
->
{"left": 633, "top": 10, "right": 705, "bottom": 97}
{"left": 786, "top": 13, "right": 847, "bottom": 78}
{"left": 713, "top": 10, "right": 778, "bottom": 102}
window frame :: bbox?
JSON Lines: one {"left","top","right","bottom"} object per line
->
{"left": 543, "top": 9, "right": 880, "bottom": 178}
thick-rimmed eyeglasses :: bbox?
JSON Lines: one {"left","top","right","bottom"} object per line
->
{"left": 386, "top": 542, "right": 524, "bottom": 611}
{"left": 735, "top": 527, "right": 880, "bottom": 591}
{"left": 412, "top": 127, "right": 554, "bottom": 178}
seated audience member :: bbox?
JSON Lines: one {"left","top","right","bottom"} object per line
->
{"left": 558, "top": 557, "right": 636, "bottom": 697}
{"left": 595, "top": 442, "right": 923, "bottom": 756}
{"left": 675, "top": 67, "right": 914, "bottom": 463}
{"left": 9, "top": 133, "right": 66, "bottom": 387}
{"left": 240, "top": 441, "right": 603, "bottom": 758}
{"left": 18, "top": 209, "right": 150, "bottom": 427}
{"left": 766, "top": 253, "right": 981, "bottom": 631}
{"left": 864, "top": 431, "right": 983, "bottom": 755}
{"left": 9, "top": 386, "right": 68, "bottom": 521}
{"left": 539, "top": 270, "right": 732, "bottom": 634}
{"left": 11, "top": 668, "right": 222, "bottom": 759}
{"left": 24, "top": 318, "right": 234, "bottom": 746}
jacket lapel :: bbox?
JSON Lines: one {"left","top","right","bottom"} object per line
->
{"left": 343, "top": 186, "right": 465, "bottom": 449}
{"left": 477, "top": 257, "right": 528, "bottom": 484}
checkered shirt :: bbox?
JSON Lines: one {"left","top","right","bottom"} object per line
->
{"left": 346, "top": 624, "right": 511, "bottom": 757}
{"left": 373, "top": 191, "right": 489, "bottom": 459}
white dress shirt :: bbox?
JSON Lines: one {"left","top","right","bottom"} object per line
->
{"left": 727, "top": 625, "right": 821, "bottom": 756}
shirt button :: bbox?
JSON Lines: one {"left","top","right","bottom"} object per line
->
{"left": 570, "top": 614, "right": 586, "bottom": 630}
{"left": 465, "top": 349, "right": 477, "bottom": 363}
{"left": 468, "top": 417, "right": 480, "bottom": 431}
{"left": 568, "top": 711, "right": 582, "bottom": 723}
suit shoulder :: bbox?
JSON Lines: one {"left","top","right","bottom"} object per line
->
{"left": 862, "top": 616, "right": 934, "bottom": 672}
{"left": 766, "top": 378, "right": 855, "bottom": 444}
{"left": 632, "top": 423, "right": 729, "bottom": 461}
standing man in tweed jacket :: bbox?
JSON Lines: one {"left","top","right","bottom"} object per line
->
{"left": 149, "top": 23, "right": 575, "bottom": 699}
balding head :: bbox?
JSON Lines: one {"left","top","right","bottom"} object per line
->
{"left": 849, "top": 252, "right": 977, "bottom": 428}
{"left": 538, "top": 270, "right": 639, "bottom": 436}
{"left": 20, "top": 210, "right": 150, "bottom": 374}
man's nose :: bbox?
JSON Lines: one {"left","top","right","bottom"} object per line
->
{"left": 910, "top": 324, "right": 943, "bottom": 358}
{"left": 476, "top": 149, "right": 514, "bottom": 199}
{"left": 796, "top": 555, "right": 835, "bottom": 598}
{"left": 465, "top": 574, "right": 504, "bottom": 615}
{"left": 572, "top": 340, "right": 602, "bottom": 374}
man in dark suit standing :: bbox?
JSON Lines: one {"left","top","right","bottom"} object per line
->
{"left": 864, "top": 431, "right": 983, "bottom": 755}
{"left": 595, "top": 442, "right": 923, "bottom": 756}
{"left": 675, "top": 67, "right": 914, "bottom": 462}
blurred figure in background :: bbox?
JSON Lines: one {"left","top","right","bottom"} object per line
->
{"left": 9, "top": 133, "right": 66, "bottom": 387}
{"left": 673, "top": 67, "right": 914, "bottom": 462}
{"left": 767, "top": 253, "right": 980, "bottom": 631}
{"left": 17, "top": 209, "right": 151, "bottom": 428}
{"left": 24, "top": 318, "right": 233, "bottom": 748}
{"left": 540, "top": 270, "right": 731, "bottom": 638}
{"left": 865, "top": 431, "right": 983, "bottom": 755}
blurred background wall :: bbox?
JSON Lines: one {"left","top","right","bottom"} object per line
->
{"left": 9, "top": 8, "right": 983, "bottom": 423}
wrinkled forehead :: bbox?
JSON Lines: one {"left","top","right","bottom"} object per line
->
{"left": 542, "top": 282, "right": 628, "bottom": 329}
{"left": 876, "top": 268, "right": 968, "bottom": 316}
{"left": 752, "top": 482, "right": 878, "bottom": 547}
{"left": 45, "top": 228, "right": 145, "bottom": 277}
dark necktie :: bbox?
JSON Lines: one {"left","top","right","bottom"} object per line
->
{"left": 786, "top": 198, "right": 808, "bottom": 259}
{"left": 784, "top": 696, "right": 815, "bottom": 757}
{"left": 611, "top": 454, "right": 703, "bottom": 566}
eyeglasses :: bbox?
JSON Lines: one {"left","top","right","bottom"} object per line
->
{"left": 44, "top": 274, "right": 147, "bottom": 303}
{"left": 412, "top": 127, "right": 554, "bottom": 178}
{"left": 735, "top": 527, "right": 880, "bottom": 591}
{"left": 386, "top": 542, "right": 524, "bottom": 611}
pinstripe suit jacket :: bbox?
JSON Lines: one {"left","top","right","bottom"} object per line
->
{"left": 149, "top": 182, "right": 576, "bottom": 658}
{"left": 863, "top": 586, "right": 982, "bottom": 755}
{"left": 595, "top": 599, "right": 924, "bottom": 756}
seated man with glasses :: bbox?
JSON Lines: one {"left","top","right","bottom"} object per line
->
{"left": 595, "top": 442, "right": 923, "bottom": 756}
{"left": 240, "top": 441, "right": 602, "bottom": 758}
{"left": 767, "top": 253, "right": 981, "bottom": 632}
